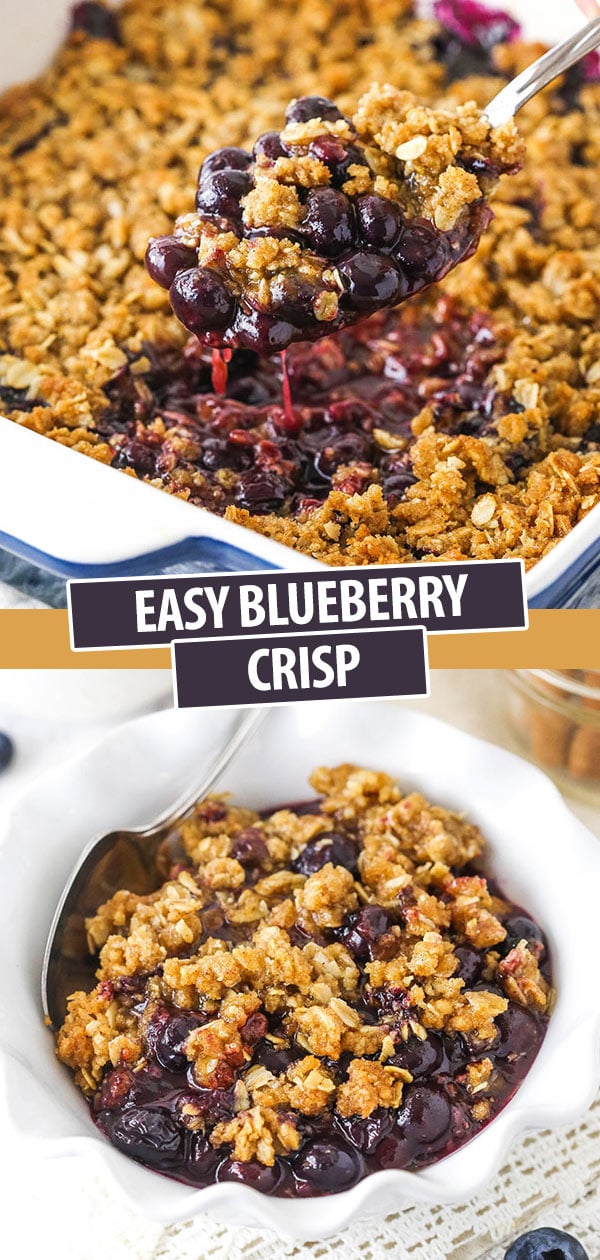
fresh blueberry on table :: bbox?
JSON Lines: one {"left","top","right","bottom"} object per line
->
{"left": 0, "top": 733, "right": 14, "bottom": 772}
{"left": 504, "top": 1228, "right": 589, "bottom": 1260}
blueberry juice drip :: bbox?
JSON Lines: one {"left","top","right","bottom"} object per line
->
{"left": 279, "top": 349, "right": 297, "bottom": 431}
{"left": 211, "top": 347, "right": 232, "bottom": 395}
{"left": 89, "top": 799, "right": 551, "bottom": 1198}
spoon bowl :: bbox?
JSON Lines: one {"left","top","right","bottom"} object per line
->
{"left": 41, "top": 705, "right": 266, "bottom": 1027}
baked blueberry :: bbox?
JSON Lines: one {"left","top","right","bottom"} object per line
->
{"left": 199, "top": 148, "right": 253, "bottom": 181}
{"left": 293, "top": 832, "right": 359, "bottom": 876}
{"left": 338, "top": 251, "right": 405, "bottom": 311}
{"left": 381, "top": 467, "right": 417, "bottom": 504}
{"left": 184, "top": 1134, "right": 221, "bottom": 1182}
{"left": 454, "top": 945, "right": 485, "bottom": 987}
{"left": 217, "top": 1157, "right": 286, "bottom": 1193}
{"left": 230, "top": 827, "right": 269, "bottom": 867}
{"left": 170, "top": 267, "right": 235, "bottom": 332}
{"left": 254, "top": 132, "right": 288, "bottom": 163}
{"left": 285, "top": 96, "right": 345, "bottom": 125}
{"left": 293, "top": 1139, "right": 363, "bottom": 1191}
{"left": 395, "top": 1084, "right": 453, "bottom": 1159}
{"left": 109, "top": 1107, "right": 183, "bottom": 1168}
{"left": 502, "top": 914, "right": 547, "bottom": 960}
{"left": 338, "top": 904, "right": 394, "bottom": 961}
{"left": 335, "top": 1108, "right": 394, "bottom": 1153}
{"left": 145, "top": 236, "right": 198, "bottom": 290}
{"left": 234, "top": 310, "right": 298, "bottom": 353}
{"left": 196, "top": 169, "right": 252, "bottom": 218}
{"left": 356, "top": 194, "right": 403, "bottom": 250}
{"left": 313, "top": 431, "right": 371, "bottom": 480}
{"left": 396, "top": 220, "right": 450, "bottom": 278}
{"left": 434, "top": 0, "right": 520, "bottom": 53}
{"left": 71, "top": 2, "right": 121, "bottom": 43}
{"left": 303, "top": 188, "right": 355, "bottom": 258}
{"left": 390, "top": 1033, "right": 446, "bottom": 1080}
{"left": 145, "top": 1006, "right": 204, "bottom": 1073}
{"left": 234, "top": 467, "right": 291, "bottom": 511}
{"left": 494, "top": 1007, "right": 543, "bottom": 1063}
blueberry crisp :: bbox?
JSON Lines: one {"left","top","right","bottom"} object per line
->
{"left": 56, "top": 765, "right": 553, "bottom": 1195}
{"left": 1, "top": 0, "right": 599, "bottom": 568}
{"left": 146, "top": 87, "right": 521, "bottom": 353}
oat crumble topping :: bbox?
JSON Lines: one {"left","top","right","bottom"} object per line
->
{"left": 55, "top": 763, "right": 552, "bottom": 1195}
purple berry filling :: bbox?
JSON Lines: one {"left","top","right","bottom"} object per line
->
{"left": 97, "top": 294, "right": 532, "bottom": 518}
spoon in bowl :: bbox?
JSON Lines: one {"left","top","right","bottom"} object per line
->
{"left": 42, "top": 705, "right": 266, "bottom": 1028}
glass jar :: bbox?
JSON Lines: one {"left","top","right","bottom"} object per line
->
{"left": 506, "top": 670, "right": 600, "bottom": 805}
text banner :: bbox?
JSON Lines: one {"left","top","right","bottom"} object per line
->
{"left": 69, "top": 560, "right": 527, "bottom": 650}
{"left": 172, "top": 627, "right": 429, "bottom": 709}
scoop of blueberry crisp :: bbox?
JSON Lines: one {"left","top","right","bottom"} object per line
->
{"left": 56, "top": 764, "right": 552, "bottom": 1196}
{"left": 145, "top": 86, "right": 523, "bottom": 353}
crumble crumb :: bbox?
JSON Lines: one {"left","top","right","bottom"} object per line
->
{"left": 336, "top": 1058, "right": 411, "bottom": 1119}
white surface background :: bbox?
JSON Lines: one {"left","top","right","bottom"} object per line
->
{"left": 0, "top": 671, "right": 597, "bottom": 1259}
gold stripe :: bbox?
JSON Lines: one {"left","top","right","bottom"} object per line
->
{"left": 0, "top": 610, "right": 597, "bottom": 669}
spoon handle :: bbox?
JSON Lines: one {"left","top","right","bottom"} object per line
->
{"left": 146, "top": 705, "right": 267, "bottom": 835}
{"left": 484, "top": 15, "right": 600, "bottom": 128}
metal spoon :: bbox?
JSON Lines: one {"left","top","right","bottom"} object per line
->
{"left": 42, "top": 705, "right": 266, "bottom": 1028}
{"left": 484, "top": 15, "right": 600, "bottom": 127}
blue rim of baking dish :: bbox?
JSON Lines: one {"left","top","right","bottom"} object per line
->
{"left": 528, "top": 535, "right": 600, "bottom": 609}
{"left": 0, "top": 522, "right": 599, "bottom": 606}
{"left": 0, "top": 528, "right": 279, "bottom": 580}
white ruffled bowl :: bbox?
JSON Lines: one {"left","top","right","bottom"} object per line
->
{"left": 1, "top": 701, "right": 599, "bottom": 1240}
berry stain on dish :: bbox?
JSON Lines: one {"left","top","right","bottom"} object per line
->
{"left": 55, "top": 764, "right": 553, "bottom": 1197}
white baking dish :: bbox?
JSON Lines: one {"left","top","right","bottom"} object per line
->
{"left": 0, "top": 701, "right": 599, "bottom": 1239}
{"left": 0, "top": 0, "right": 598, "bottom": 606}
